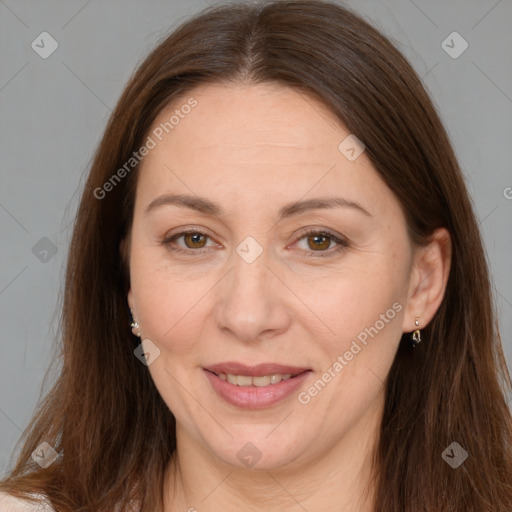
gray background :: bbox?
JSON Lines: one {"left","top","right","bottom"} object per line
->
{"left": 1, "top": 0, "right": 511, "bottom": 478}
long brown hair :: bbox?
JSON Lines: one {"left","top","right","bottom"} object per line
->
{"left": 2, "top": 1, "right": 511, "bottom": 510}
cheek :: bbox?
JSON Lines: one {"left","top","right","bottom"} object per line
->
{"left": 297, "top": 270, "right": 405, "bottom": 427}
{"left": 131, "top": 255, "right": 218, "bottom": 357}
{"left": 130, "top": 248, "right": 193, "bottom": 350}
{"left": 291, "top": 261, "right": 405, "bottom": 351}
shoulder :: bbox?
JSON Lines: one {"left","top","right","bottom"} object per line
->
{"left": 0, "top": 492, "right": 55, "bottom": 512}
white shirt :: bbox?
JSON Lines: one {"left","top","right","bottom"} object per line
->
{"left": 0, "top": 491, "right": 141, "bottom": 511}
{"left": 0, "top": 492, "right": 55, "bottom": 512}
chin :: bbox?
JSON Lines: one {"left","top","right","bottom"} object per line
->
{"left": 207, "top": 432, "right": 311, "bottom": 471}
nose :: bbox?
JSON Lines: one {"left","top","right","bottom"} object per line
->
{"left": 214, "top": 247, "right": 291, "bottom": 344}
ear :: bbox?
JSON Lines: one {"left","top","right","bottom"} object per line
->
{"left": 403, "top": 227, "right": 452, "bottom": 332}
{"left": 127, "top": 288, "right": 134, "bottom": 312}
{"left": 119, "top": 236, "right": 129, "bottom": 269}
{"left": 119, "top": 237, "right": 134, "bottom": 311}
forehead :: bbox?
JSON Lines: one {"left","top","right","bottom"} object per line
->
{"left": 149, "top": 82, "right": 345, "bottom": 155}
{"left": 135, "top": 83, "right": 401, "bottom": 222}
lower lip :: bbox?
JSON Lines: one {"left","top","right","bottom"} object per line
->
{"left": 204, "top": 369, "right": 312, "bottom": 409}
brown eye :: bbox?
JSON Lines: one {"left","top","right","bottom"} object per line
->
{"left": 306, "top": 233, "right": 332, "bottom": 251}
{"left": 162, "top": 229, "right": 215, "bottom": 254}
{"left": 294, "top": 229, "right": 349, "bottom": 258}
{"left": 182, "top": 232, "right": 208, "bottom": 249}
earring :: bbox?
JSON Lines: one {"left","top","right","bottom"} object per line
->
{"left": 411, "top": 318, "right": 421, "bottom": 347}
{"left": 130, "top": 309, "right": 141, "bottom": 338}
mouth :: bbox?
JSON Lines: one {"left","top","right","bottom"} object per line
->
{"left": 203, "top": 362, "right": 312, "bottom": 409}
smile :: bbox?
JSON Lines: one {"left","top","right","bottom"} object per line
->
{"left": 203, "top": 367, "right": 312, "bottom": 409}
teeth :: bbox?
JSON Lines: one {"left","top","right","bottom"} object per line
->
{"left": 237, "top": 375, "right": 252, "bottom": 386}
{"left": 253, "top": 375, "right": 271, "bottom": 386}
{"left": 219, "top": 373, "right": 293, "bottom": 386}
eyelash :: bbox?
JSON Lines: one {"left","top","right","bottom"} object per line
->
{"left": 161, "top": 227, "right": 349, "bottom": 258}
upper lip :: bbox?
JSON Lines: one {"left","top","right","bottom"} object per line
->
{"left": 204, "top": 362, "right": 311, "bottom": 377}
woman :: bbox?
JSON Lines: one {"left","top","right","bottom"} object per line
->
{"left": 1, "top": 1, "right": 511, "bottom": 511}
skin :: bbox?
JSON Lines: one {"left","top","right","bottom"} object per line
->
{"left": 124, "top": 82, "right": 451, "bottom": 511}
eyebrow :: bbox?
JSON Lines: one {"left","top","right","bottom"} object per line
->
{"left": 144, "top": 193, "right": 372, "bottom": 220}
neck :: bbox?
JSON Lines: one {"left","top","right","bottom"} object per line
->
{"left": 163, "top": 395, "right": 383, "bottom": 512}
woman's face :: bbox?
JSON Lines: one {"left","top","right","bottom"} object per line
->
{"left": 127, "top": 82, "right": 417, "bottom": 470}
